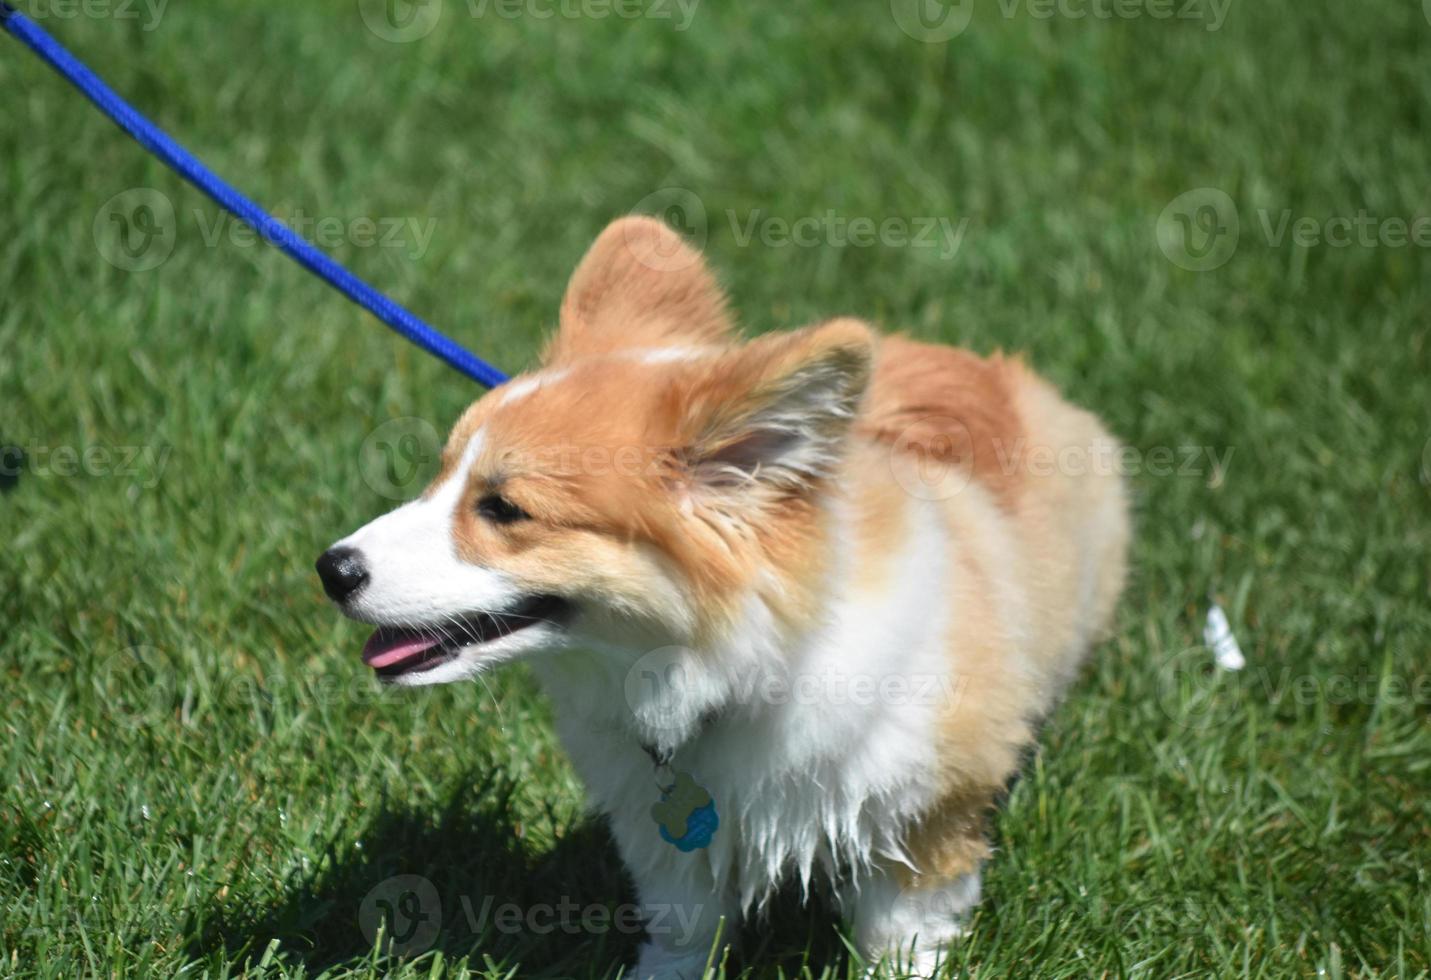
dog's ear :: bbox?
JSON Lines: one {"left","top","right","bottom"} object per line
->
{"left": 675, "top": 318, "right": 875, "bottom": 498}
{"left": 545, "top": 217, "right": 733, "bottom": 365}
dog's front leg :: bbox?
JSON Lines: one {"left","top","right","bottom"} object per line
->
{"left": 620, "top": 842, "right": 736, "bottom": 980}
{"left": 844, "top": 861, "right": 982, "bottom": 977}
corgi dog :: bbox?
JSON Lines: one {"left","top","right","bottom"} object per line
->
{"left": 317, "top": 217, "right": 1129, "bottom": 977}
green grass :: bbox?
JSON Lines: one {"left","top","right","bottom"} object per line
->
{"left": 3, "top": 0, "right": 1430, "bottom": 976}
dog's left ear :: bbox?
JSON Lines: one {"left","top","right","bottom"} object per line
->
{"left": 545, "top": 216, "right": 733, "bottom": 365}
{"left": 676, "top": 318, "right": 875, "bottom": 497}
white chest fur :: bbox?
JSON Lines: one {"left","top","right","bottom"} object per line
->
{"left": 531, "top": 495, "right": 959, "bottom": 912}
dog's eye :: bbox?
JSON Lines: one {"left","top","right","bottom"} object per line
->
{"left": 477, "top": 493, "right": 529, "bottom": 525}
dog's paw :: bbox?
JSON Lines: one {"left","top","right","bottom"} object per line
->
{"left": 861, "top": 945, "right": 953, "bottom": 979}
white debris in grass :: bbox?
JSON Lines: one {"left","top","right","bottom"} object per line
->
{"left": 1204, "top": 603, "right": 1246, "bottom": 672}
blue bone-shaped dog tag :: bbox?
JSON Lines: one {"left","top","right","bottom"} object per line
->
{"left": 651, "top": 770, "right": 719, "bottom": 852}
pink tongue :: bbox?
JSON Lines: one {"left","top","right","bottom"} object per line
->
{"left": 362, "top": 628, "right": 443, "bottom": 670}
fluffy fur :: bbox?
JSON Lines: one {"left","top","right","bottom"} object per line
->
{"left": 322, "top": 217, "right": 1130, "bottom": 977}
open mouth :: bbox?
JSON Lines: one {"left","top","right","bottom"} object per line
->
{"left": 360, "top": 595, "right": 571, "bottom": 680}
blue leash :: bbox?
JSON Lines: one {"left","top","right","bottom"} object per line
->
{"left": 0, "top": 3, "right": 509, "bottom": 389}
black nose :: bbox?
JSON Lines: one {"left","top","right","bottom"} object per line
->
{"left": 316, "top": 546, "right": 369, "bottom": 603}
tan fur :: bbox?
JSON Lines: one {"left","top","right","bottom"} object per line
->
{"left": 544, "top": 217, "right": 734, "bottom": 365}
{"left": 846, "top": 452, "right": 912, "bottom": 594}
{"left": 857, "top": 333, "right": 1027, "bottom": 511}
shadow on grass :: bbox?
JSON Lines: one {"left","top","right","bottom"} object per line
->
{"left": 185, "top": 769, "right": 637, "bottom": 977}
{"left": 184, "top": 769, "right": 853, "bottom": 978}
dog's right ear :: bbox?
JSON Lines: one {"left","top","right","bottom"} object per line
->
{"left": 674, "top": 318, "right": 877, "bottom": 500}
{"left": 544, "top": 217, "right": 733, "bottom": 365}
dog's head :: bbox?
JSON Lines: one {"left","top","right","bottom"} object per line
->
{"left": 318, "top": 217, "right": 874, "bottom": 685}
